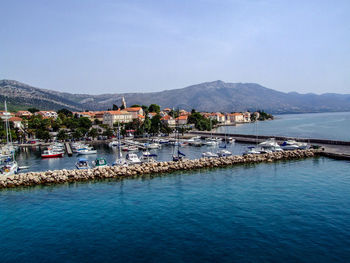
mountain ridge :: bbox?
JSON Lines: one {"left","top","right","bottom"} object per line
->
{"left": 1, "top": 79, "right": 350, "bottom": 113}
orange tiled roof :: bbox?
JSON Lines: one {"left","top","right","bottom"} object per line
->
{"left": 176, "top": 115, "right": 188, "bottom": 120}
{"left": 161, "top": 115, "right": 173, "bottom": 120}
{"left": 138, "top": 114, "right": 145, "bottom": 119}
{"left": 9, "top": 117, "right": 23, "bottom": 121}
{"left": 105, "top": 110, "right": 129, "bottom": 115}
{"left": 125, "top": 107, "right": 142, "bottom": 112}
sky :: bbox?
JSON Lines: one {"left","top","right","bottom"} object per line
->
{"left": 1, "top": 0, "right": 349, "bottom": 94}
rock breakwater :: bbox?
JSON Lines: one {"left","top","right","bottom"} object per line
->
{"left": 0, "top": 150, "right": 319, "bottom": 189}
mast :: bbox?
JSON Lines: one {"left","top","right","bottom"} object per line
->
{"left": 4, "top": 101, "right": 10, "bottom": 145}
{"left": 117, "top": 122, "right": 122, "bottom": 159}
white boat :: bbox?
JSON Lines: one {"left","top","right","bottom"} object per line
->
{"left": 122, "top": 146, "right": 139, "bottom": 152}
{"left": 143, "top": 151, "right": 157, "bottom": 157}
{"left": 0, "top": 155, "right": 18, "bottom": 176}
{"left": 140, "top": 156, "right": 156, "bottom": 163}
{"left": 126, "top": 153, "right": 141, "bottom": 165}
{"left": 77, "top": 148, "right": 97, "bottom": 155}
{"left": 281, "top": 140, "right": 308, "bottom": 150}
{"left": 75, "top": 158, "right": 90, "bottom": 169}
{"left": 217, "top": 149, "right": 232, "bottom": 157}
{"left": 258, "top": 138, "right": 283, "bottom": 152}
{"left": 109, "top": 141, "right": 121, "bottom": 147}
{"left": 202, "top": 151, "right": 219, "bottom": 158}
{"left": 147, "top": 143, "right": 161, "bottom": 149}
{"left": 205, "top": 140, "right": 218, "bottom": 146}
{"left": 41, "top": 149, "right": 64, "bottom": 158}
{"left": 243, "top": 146, "right": 261, "bottom": 155}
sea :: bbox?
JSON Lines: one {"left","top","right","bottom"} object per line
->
{"left": 216, "top": 111, "right": 350, "bottom": 141}
{"left": 1, "top": 112, "right": 350, "bottom": 262}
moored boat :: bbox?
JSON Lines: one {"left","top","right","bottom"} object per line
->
{"left": 92, "top": 157, "right": 108, "bottom": 167}
{"left": 41, "top": 149, "right": 64, "bottom": 158}
{"left": 75, "top": 158, "right": 90, "bottom": 169}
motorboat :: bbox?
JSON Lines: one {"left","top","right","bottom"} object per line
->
{"left": 0, "top": 155, "right": 18, "bottom": 176}
{"left": 243, "top": 146, "right": 261, "bottom": 155}
{"left": 76, "top": 148, "right": 97, "bottom": 155}
{"left": 113, "top": 158, "right": 128, "bottom": 166}
{"left": 122, "top": 146, "right": 139, "bottom": 152}
{"left": 108, "top": 141, "right": 121, "bottom": 147}
{"left": 259, "top": 138, "right": 283, "bottom": 152}
{"left": 147, "top": 143, "right": 161, "bottom": 149}
{"left": 126, "top": 153, "right": 141, "bottom": 164}
{"left": 142, "top": 151, "right": 157, "bottom": 157}
{"left": 217, "top": 149, "right": 232, "bottom": 157}
{"left": 41, "top": 149, "right": 64, "bottom": 158}
{"left": 158, "top": 139, "right": 170, "bottom": 144}
{"left": 140, "top": 156, "right": 156, "bottom": 163}
{"left": 75, "top": 158, "right": 90, "bottom": 169}
{"left": 202, "top": 151, "right": 219, "bottom": 158}
{"left": 190, "top": 141, "right": 202, "bottom": 147}
{"left": 92, "top": 157, "right": 108, "bottom": 167}
{"left": 205, "top": 140, "right": 218, "bottom": 146}
{"left": 281, "top": 140, "right": 308, "bottom": 150}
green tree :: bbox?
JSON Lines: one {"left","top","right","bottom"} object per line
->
{"left": 112, "top": 104, "right": 119, "bottom": 110}
{"left": 36, "top": 129, "right": 51, "bottom": 141}
{"left": 57, "top": 130, "right": 68, "bottom": 141}
{"left": 57, "top": 108, "right": 73, "bottom": 117}
{"left": 148, "top": 104, "right": 160, "bottom": 114}
{"left": 78, "top": 117, "right": 92, "bottom": 130}
{"left": 103, "top": 128, "right": 113, "bottom": 138}
{"left": 142, "top": 117, "right": 151, "bottom": 133}
{"left": 150, "top": 114, "right": 162, "bottom": 134}
{"left": 28, "top": 107, "right": 40, "bottom": 113}
{"left": 88, "top": 128, "right": 98, "bottom": 140}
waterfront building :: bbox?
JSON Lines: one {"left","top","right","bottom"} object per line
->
{"left": 226, "top": 113, "right": 244, "bottom": 123}
{"left": 176, "top": 115, "right": 188, "bottom": 125}
{"left": 125, "top": 107, "right": 144, "bottom": 119}
{"left": 103, "top": 110, "right": 133, "bottom": 127}
{"left": 161, "top": 115, "right": 176, "bottom": 127}
{"left": 243, "top": 112, "right": 251, "bottom": 122}
{"left": 94, "top": 111, "right": 108, "bottom": 122}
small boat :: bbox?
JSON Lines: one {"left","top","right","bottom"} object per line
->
{"left": 146, "top": 143, "right": 161, "bottom": 149}
{"left": 142, "top": 151, "right": 157, "bottom": 157}
{"left": 122, "top": 146, "right": 139, "bottom": 152}
{"left": 217, "top": 149, "right": 232, "bottom": 157}
{"left": 190, "top": 141, "right": 202, "bottom": 147}
{"left": 202, "top": 151, "right": 219, "bottom": 158}
{"left": 158, "top": 139, "right": 170, "bottom": 144}
{"left": 75, "top": 158, "right": 90, "bottom": 169}
{"left": 76, "top": 148, "right": 97, "bottom": 155}
{"left": 0, "top": 155, "right": 18, "bottom": 176}
{"left": 92, "top": 157, "right": 108, "bottom": 167}
{"left": 126, "top": 153, "right": 141, "bottom": 165}
{"left": 243, "top": 146, "right": 261, "bottom": 155}
{"left": 41, "top": 149, "right": 64, "bottom": 158}
{"left": 281, "top": 140, "right": 308, "bottom": 150}
{"left": 108, "top": 141, "right": 121, "bottom": 147}
{"left": 205, "top": 140, "right": 218, "bottom": 146}
{"left": 140, "top": 156, "right": 156, "bottom": 163}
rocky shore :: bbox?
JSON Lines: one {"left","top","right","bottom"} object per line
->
{"left": 0, "top": 149, "right": 319, "bottom": 189}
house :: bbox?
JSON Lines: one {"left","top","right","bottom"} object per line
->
{"left": 243, "top": 112, "right": 251, "bottom": 122}
{"left": 176, "top": 115, "right": 188, "bottom": 125}
{"left": 161, "top": 115, "right": 176, "bottom": 127}
{"left": 226, "top": 113, "right": 244, "bottom": 123}
{"left": 74, "top": 111, "right": 95, "bottom": 120}
{"left": 15, "top": 111, "right": 32, "bottom": 118}
{"left": 35, "top": 111, "right": 58, "bottom": 119}
{"left": 147, "top": 112, "right": 157, "bottom": 119}
{"left": 103, "top": 110, "right": 133, "bottom": 127}
{"left": 9, "top": 117, "right": 23, "bottom": 129}
{"left": 0, "top": 111, "right": 15, "bottom": 119}
{"left": 94, "top": 111, "right": 108, "bottom": 122}
{"left": 125, "top": 107, "right": 144, "bottom": 119}
{"left": 208, "top": 112, "right": 225, "bottom": 123}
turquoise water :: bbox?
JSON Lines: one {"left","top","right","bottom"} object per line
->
{"left": 216, "top": 112, "right": 350, "bottom": 141}
{"left": 1, "top": 157, "right": 350, "bottom": 262}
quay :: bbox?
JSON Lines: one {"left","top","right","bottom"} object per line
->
{"left": 0, "top": 149, "right": 319, "bottom": 189}
{"left": 189, "top": 131, "right": 350, "bottom": 160}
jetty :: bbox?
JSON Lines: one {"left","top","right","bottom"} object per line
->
{"left": 0, "top": 149, "right": 319, "bottom": 189}
{"left": 65, "top": 143, "right": 73, "bottom": 157}
{"left": 189, "top": 131, "right": 350, "bottom": 160}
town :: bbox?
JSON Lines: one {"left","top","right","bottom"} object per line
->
{"left": 1, "top": 97, "right": 272, "bottom": 143}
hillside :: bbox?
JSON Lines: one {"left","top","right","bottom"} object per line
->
{"left": 1, "top": 79, "right": 350, "bottom": 113}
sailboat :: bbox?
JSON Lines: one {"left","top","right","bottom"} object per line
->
{"left": 113, "top": 123, "right": 128, "bottom": 166}
{"left": 0, "top": 101, "right": 18, "bottom": 176}
{"left": 172, "top": 115, "right": 186, "bottom": 162}
{"left": 217, "top": 126, "right": 232, "bottom": 157}
{"left": 202, "top": 118, "right": 218, "bottom": 158}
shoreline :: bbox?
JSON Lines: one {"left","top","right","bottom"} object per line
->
{"left": 0, "top": 149, "right": 320, "bottom": 189}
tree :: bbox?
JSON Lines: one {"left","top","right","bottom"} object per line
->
{"left": 141, "top": 105, "right": 149, "bottom": 115}
{"left": 57, "top": 130, "right": 68, "bottom": 141}
{"left": 28, "top": 107, "right": 39, "bottom": 113}
{"left": 120, "top": 104, "right": 125, "bottom": 110}
{"left": 57, "top": 108, "right": 73, "bottom": 117}
{"left": 72, "top": 129, "right": 83, "bottom": 140}
{"left": 78, "top": 117, "right": 92, "bottom": 130}
{"left": 103, "top": 128, "right": 113, "bottom": 138}
{"left": 142, "top": 117, "right": 151, "bottom": 133}
{"left": 150, "top": 114, "right": 162, "bottom": 134}
{"left": 148, "top": 104, "right": 160, "bottom": 114}
{"left": 112, "top": 104, "right": 119, "bottom": 110}
{"left": 88, "top": 128, "right": 98, "bottom": 140}
{"left": 36, "top": 129, "right": 51, "bottom": 141}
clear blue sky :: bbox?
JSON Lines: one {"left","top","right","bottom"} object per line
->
{"left": 1, "top": 0, "right": 349, "bottom": 94}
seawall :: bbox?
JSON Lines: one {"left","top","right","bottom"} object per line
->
{"left": 0, "top": 149, "right": 319, "bottom": 189}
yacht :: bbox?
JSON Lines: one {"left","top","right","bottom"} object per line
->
{"left": 258, "top": 138, "right": 283, "bottom": 152}
{"left": 126, "top": 153, "right": 141, "bottom": 165}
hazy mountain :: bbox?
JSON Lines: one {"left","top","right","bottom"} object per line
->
{"left": 1, "top": 79, "right": 350, "bottom": 113}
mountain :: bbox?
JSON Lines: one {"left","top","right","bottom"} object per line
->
{"left": 1, "top": 79, "right": 350, "bottom": 113}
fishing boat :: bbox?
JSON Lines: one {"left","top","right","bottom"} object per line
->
{"left": 126, "top": 153, "right": 141, "bottom": 164}
{"left": 75, "top": 158, "right": 90, "bottom": 169}
{"left": 41, "top": 149, "right": 64, "bottom": 158}
{"left": 76, "top": 148, "right": 97, "bottom": 155}
{"left": 92, "top": 157, "right": 108, "bottom": 167}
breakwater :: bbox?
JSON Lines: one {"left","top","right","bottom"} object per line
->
{"left": 0, "top": 149, "right": 319, "bottom": 189}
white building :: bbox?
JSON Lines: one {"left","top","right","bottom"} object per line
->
{"left": 103, "top": 110, "right": 133, "bottom": 127}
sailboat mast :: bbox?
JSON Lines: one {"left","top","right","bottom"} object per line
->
{"left": 4, "top": 101, "right": 10, "bottom": 144}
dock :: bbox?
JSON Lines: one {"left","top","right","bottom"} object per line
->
{"left": 65, "top": 143, "right": 73, "bottom": 157}
{"left": 188, "top": 131, "right": 350, "bottom": 161}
